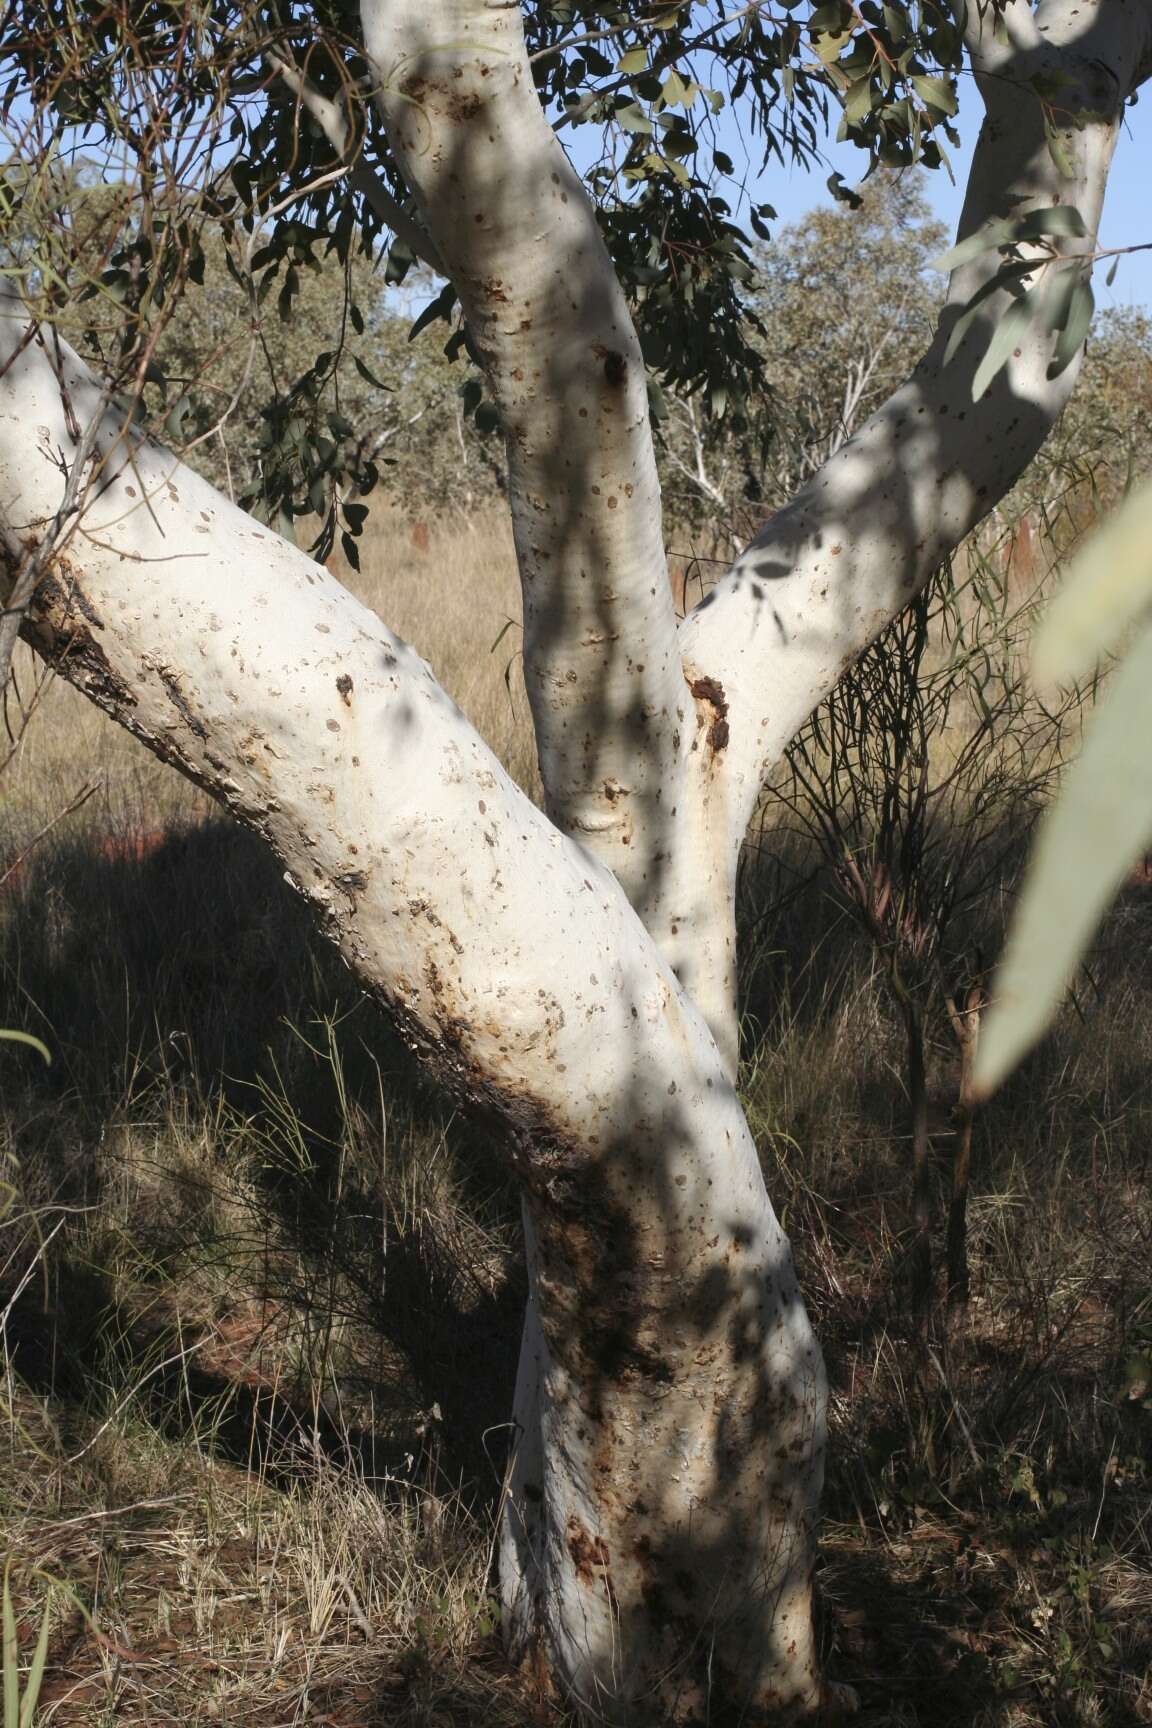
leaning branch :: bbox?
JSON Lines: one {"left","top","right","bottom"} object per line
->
{"left": 0, "top": 301, "right": 728, "bottom": 1157}
{"left": 680, "top": 0, "right": 1152, "bottom": 868}
{"left": 267, "top": 50, "right": 445, "bottom": 273}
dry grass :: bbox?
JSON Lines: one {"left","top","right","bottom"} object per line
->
{"left": 1, "top": 503, "right": 1149, "bottom": 1726}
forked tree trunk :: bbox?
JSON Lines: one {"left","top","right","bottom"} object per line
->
{"left": 0, "top": 316, "right": 828, "bottom": 1722}
{"left": 1, "top": 0, "right": 1148, "bottom": 1718}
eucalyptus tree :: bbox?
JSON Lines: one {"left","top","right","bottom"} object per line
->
{"left": 659, "top": 175, "right": 948, "bottom": 537}
{"left": 1, "top": 0, "right": 1150, "bottom": 1720}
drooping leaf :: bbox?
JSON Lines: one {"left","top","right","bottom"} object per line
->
{"left": 1047, "top": 277, "right": 1094, "bottom": 379}
{"left": 352, "top": 354, "right": 392, "bottom": 390}
{"left": 408, "top": 283, "right": 457, "bottom": 343}
{"left": 826, "top": 171, "right": 863, "bottom": 209}
{"left": 1032, "top": 476, "right": 1152, "bottom": 690}
{"left": 0, "top": 1030, "right": 51, "bottom": 1064}
{"left": 942, "top": 258, "right": 1035, "bottom": 365}
{"left": 974, "top": 618, "right": 1152, "bottom": 1098}
{"left": 932, "top": 204, "right": 1088, "bottom": 274}
{"left": 844, "top": 76, "right": 874, "bottom": 126}
{"left": 971, "top": 293, "right": 1034, "bottom": 400}
{"left": 911, "top": 74, "right": 957, "bottom": 117}
{"left": 615, "top": 101, "right": 654, "bottom": 135}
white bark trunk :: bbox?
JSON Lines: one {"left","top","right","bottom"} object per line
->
{"left": 682, "top": 0, "right": 1152, "bottom": 861}
{"left": 362, "top": 0, "right": 684, "bottom": 901}
{"left": 2, "top": 0, "right": 1149, "bottom": 1719}
{"left": 0, "top": 309, "right": 826, "bottom": 1721}
{"left": 361, "top": 0, "right": 742, "bottom": 1069}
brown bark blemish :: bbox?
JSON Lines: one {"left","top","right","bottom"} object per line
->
{"left": 593, "top": 345, "right": 627, "bottom": 387}
{"left": 336, "top": 673, "right": 353, "bottom": 705}
{"left": 154, "top": 664, "right": 208, "bottom": 738}
{"left": 565, "top": 1515, "right": 615, "bottom": 1601}
{"left": 26, "top": 614, "right": 138, "bottom": 713}
{"left": 689, "top": 674, "right": 730, "bottom": 754}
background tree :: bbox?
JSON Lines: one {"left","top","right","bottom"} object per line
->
{"left": 661, "top": 173, "right": 948, "bottom": 571}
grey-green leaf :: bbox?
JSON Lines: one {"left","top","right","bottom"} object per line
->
{"left": 911, "top": 74, "right": 957, "bottom": 116}
{"left": 1047, "top": 278, "right": 1094, "bottom": 379}
{"left": 932, "top": 204, "right": 1087, "bottom": 274}
{"left": 942, "top": 259, "right": 1034, "bottom": 365}
{"left": 975, "top": 619, "right": 1152, "bottom": 1098}
{"left": 971, "top": 295, "right": 1034, "bottom": 401}
{"left": 0, "top": 1030, "right": 51, "bottom": 1064}
{"left": 1032, "top": 476, "right": 1152, "bottom": 690}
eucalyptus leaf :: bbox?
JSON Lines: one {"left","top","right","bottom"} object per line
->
{"left": 932, "top": 204, "right": 1087, "bottom": 274}
{"left": 942, "top": 259, "right": 1034, "bottom": 365}
{"left": 911, "top": 73, "right": 957, "bottom": 116}
{"left": 0, "top": 1030, "right": 51, "bottom": 1064}
{"left": 615, "top": 101, "right": 654, "bottom": 134}
{"left": 408, "top": 284, "right": 456, "bottom": 342}
{"left": 844, "top": 76, "right": 874, "bottom": 126}
{"left": 975, "top": 619, "right": 1152, "bottom": 1098}
{"left": 971, "top": 293, "right": 1034, "bottom": 401}
{"left": 1032, "top": 475, "right": 1152, "bottom": 690}
{"left": 1047, "top": 277, "right": 1094, "bottom": 378}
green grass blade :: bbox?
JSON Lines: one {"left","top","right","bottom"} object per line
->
{"left": 3, "top": 1571, "right": 19, "bottom": 1728}
{"left": 18, "top": 1594, "right": 52, "bottom": 1728}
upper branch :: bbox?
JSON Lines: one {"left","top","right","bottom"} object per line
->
{"left": 360, "top": 0, "right": 688, "bottom": 917}
{"left": 680, "top": 0, "right": 1152, "bottom": 868}
{"left": 268, "top": 50, "right": 445, "bottom": 272}
{"left": 957, "top": 0, "right": 1043, "bottom": 71}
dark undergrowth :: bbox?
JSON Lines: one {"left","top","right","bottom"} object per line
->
{"left": 1, "top": 746, "right": 1148, "bottom": 1724}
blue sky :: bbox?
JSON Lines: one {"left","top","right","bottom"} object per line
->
{"left": 742, "top": 91, "right": 1151, "bottom": 311}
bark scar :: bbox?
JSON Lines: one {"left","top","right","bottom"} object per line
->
{"left": 592, "top": 343, "right": 627, "bottom": 387}
{"left": 155, "top": 664, "right": 208, "bottom": 739}
{"left": 565, "top": 1515, "right": 616, "bottom": 1604}
{"left": 688, "top": 674, "right": 730, "bottom": 754}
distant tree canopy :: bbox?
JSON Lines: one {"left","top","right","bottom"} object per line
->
{"left": 4, "top": 156, "right": 1147, "bottom": 561}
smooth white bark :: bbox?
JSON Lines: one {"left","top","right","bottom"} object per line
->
{"left": 363, "top": 0, "right": 689, "bottom": 922}
{"left": 0, "top": 307, "right": 826, "bottom": 1721}
{"left": 2, "top": 0, "right": 1149, "bottom": 1718}
{"left": 681, "top": 0, "right": 1152, "bottom": 861}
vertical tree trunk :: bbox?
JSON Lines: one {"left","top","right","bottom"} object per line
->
{"left": 500, "top": 1142, "right": 828, "bottom": 1725}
